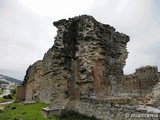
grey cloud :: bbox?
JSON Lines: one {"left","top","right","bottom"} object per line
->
{"left": 0, "top": 0, "right": 54, "bottom": 79}
{"left": 88, "top": 0, "right": 160, "bottom": 73}
{"left": 0, "top": 0, "right": 160, "bottom": 79}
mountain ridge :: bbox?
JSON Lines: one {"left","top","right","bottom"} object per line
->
{"left": 0, "top": 74, "right": 22, "bottom": 85}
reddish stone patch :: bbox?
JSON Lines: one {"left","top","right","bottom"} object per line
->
{"left": 91, "top": 60, "right": 106, "bottom": 97}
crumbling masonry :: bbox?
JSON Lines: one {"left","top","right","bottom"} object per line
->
{"left": 16, "top": 15, "right": 160, "bottom": 120}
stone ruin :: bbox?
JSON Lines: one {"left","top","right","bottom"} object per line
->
{"left": 16, "top": 15, "right": 160, "bottom": 120}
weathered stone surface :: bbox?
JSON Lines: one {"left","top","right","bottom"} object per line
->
{"left": 16, "top": 85, "right": 26, "bottom": 101}
{"left": 17, "top": 15, "right": 160, "bottom": 120}
{"left": 115, "top": 66, "right": 159, "bottom": 97}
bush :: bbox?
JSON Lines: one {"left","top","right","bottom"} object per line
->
{"left": 3, "top": 94, "right": 13, "bottom": 99}
{"left": 0, "top": 98, "right": 8, "bottom": 103}
{"left": 10, "top": 88, "right": 16, "bottom": 95}
{"left": 11, "top": 106, "right": 16, "bottom": 110}
{"left": 0, "top": 109, "right": 3, "bottom": 113}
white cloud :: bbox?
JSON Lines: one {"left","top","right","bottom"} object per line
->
{"left": 0, "top": 0, "right": 54, "bottom": 79}
{"left": 87, "top": 0, "right": 160, "bottom": 73}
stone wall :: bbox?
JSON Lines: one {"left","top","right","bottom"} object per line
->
{"left": 143, "top": 71, "right": 160, "bottom": 107}
{"left": 22, "top": 15, "right": 129, "bottom": 106}
{"left": 16, "top": 85, "right": 26, "bottom": 101}
{"left": 17, "top": 15, "right": 160, "bottom": 119}
{"left": 135, "top": 66, "right": 159, "bottom": 96}
{"left": 25, "top": 81, "right": 34, "bottom": 101}
{"left": 115, "top": 66, "right": 159, "bottom": 98}
{"left": 52, "top": 15, "right": 129, "bottom": 109}
{"left": 22, "top": 60, "right": 52, "bottom": 103}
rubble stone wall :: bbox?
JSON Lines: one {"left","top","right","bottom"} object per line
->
{"left": 17, "top": 15, "right": 160, "bottom": 120}
{"left": 22, "top": 15, "right": 129, "bottom": 106}
{"left": 116, "top": 66, "right": 159, "bottom": 98}
{"left": 16, "top": 85, "right": 26, "bottom": 101}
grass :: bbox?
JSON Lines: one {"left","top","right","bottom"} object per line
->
{"left": 0, "top": 89, "right": 3, "bottom": 95}
{"left": 0, "top": 102, "right": 97, "bottom": 120}
{"left": 0, "top": 97, "right": 10, "bottom": 103}
{"left": 0, "top": 94, "right": 15, "bottom": 103}
{"left": 0, "top": 102, "right": 58, "bottom": 120}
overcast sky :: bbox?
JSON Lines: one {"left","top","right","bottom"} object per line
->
{"left": 0, "top": 0, "right": 160, "bottom": 80}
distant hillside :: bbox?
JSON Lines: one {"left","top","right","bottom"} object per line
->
{"left": 0, "top": 74, "right": 22, "bottom": 85}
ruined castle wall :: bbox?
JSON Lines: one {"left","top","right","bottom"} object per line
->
{"left": 158, "top": 72, "right": 160, "bottom": 79}
{"left": 116, "top": 66, "right": 159, "bottom": 98}
{"left": 21, "top": 15, "right": 129, "bottom": 107}
{"left": 29, "top": 46, "right": 67, "bottom": 104}
{"left": 38, "top": 74, "right": 52, "bottom": 104}
{"left": 142, "top": 71, "right": 160, "bottom": 106}
{"left": 25, "top": 81, "right": 34, "bottom": 101}
{"left": 135, "top": 66, "right": 159, "bottom": 96}
{"left": 24, "top": 61, "right": 44, "bottom": 102}
{"left": 116, "top": 74, "right": 139, "bottom": 95}
{"left": 19, "top": 15, "right": 160, "bottom": 119}
{"left": 47, "top": 16, "right": 129, "bottom": 110}
{"left": 16, "top": 85, "right": 26, "bottom": 101}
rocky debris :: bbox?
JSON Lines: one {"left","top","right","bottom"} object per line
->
{"left": 77, "top": 98, "right": 160, "bottom": 120}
